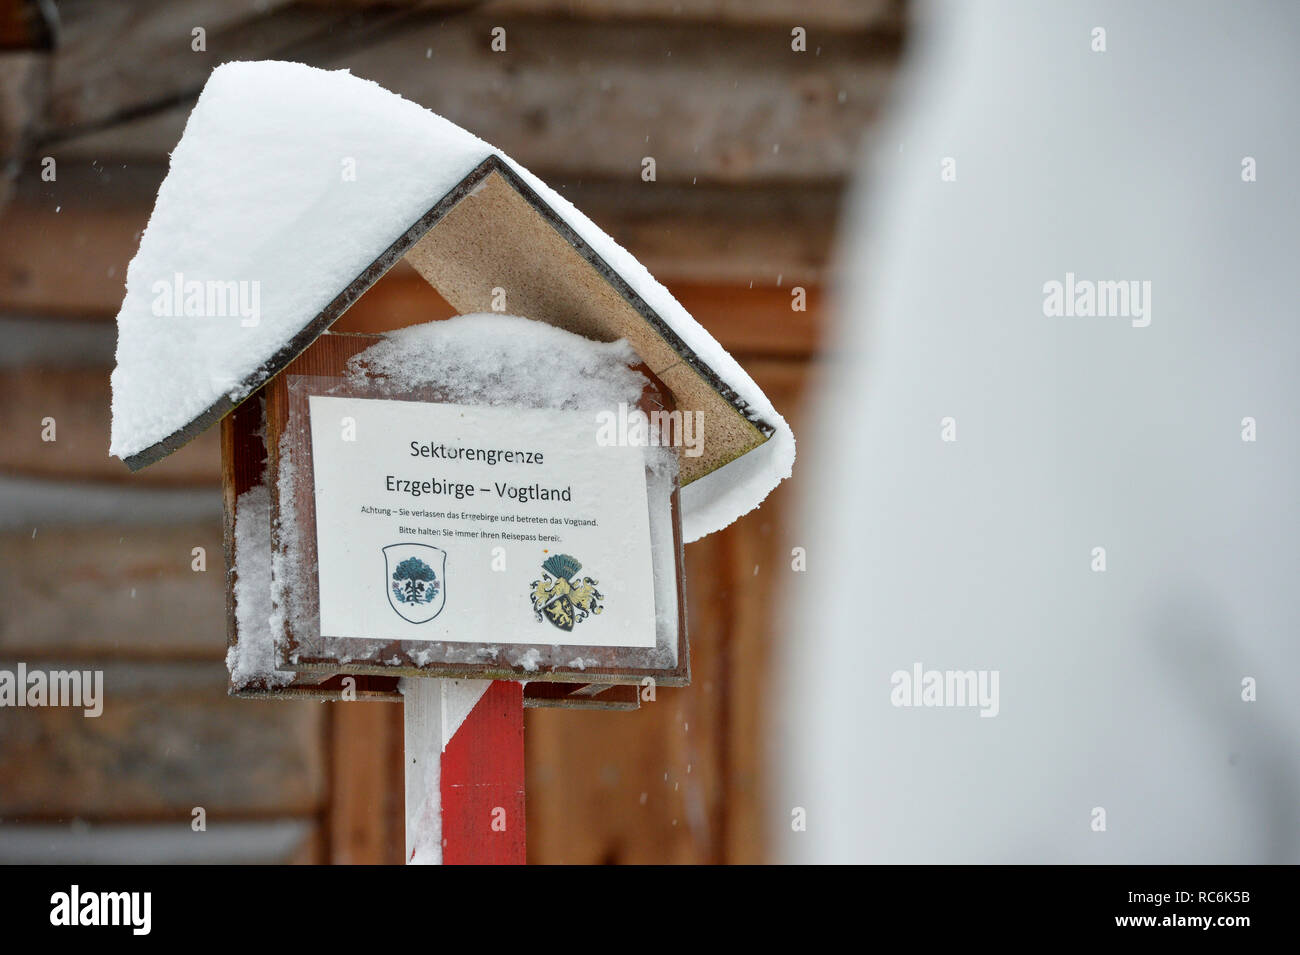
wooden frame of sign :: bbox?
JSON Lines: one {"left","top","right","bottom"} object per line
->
{"left": 222, "top": 377, "right": 643, "bottom": 710}
{"left": 243, "top": 330, "right": 688, "bottom": 689}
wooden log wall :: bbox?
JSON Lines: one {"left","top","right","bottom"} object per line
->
{"left": 0, "top": 0, "right": 902, "bottom": 863}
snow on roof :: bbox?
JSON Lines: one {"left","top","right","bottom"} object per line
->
{"left": 109, "top": 60, "right": 793, "bottom": 540}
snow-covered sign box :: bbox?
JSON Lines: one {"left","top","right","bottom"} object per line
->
{"left": 108, "top": 61, "right": 795, "bottom": 701}
{"left": 267, "top": 319, "right": 688, "bottom": 687}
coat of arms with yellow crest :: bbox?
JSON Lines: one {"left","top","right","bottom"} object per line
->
{"left": 529, "top": 553, "right": 604, "bottom": 632}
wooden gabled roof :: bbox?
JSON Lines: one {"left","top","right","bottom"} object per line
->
{"left": 125, "top": 155, "right": 775, "bottom": 488}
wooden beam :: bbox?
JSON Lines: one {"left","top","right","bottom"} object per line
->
{"left": 716, "top": 358, "right": 809, "bottom": 863}
{"left": 648, "top": 281, "right": 822, "bottom": 358}
{"left": 0, "top": 151, "right": 842, "bottom": 315}
{"left": 0, "top": 661, "right": 326, "bottom": 819}
{"left": 0, "top": 170, "right": 838, "bottom": 315}
{"left": 34, "top": 6, "right": 899, "bottom": 184}
{"left": 329, "top": 701, "right": 403, "bottom": 864}
{"left": 0, "top": 52, "right": 47, "bottom": 195}
{"left": 0, "top": 197, "right": 145, "bottom": 316}
{"left": 0, "top": 819, "right": 321, "bottom": 864}
{"left": 0, "top": 521, "right": 225, "bottom": 659}
{"left": 0, "top": 365, "right": 221, "bottom": 484}
{"left": 543, "top": 178, "right": 841, "bottom": 285}
{"left": 0, "top": 198, "right": 838, "bottom": 324}
{"left": 45, "top": 0, "right": 310, "bottom": 132}
{"left": 303, "top": 0, "right": 903, "bottom": 31}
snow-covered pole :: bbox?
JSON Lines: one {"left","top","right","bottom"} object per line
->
{"left": 402, "top": 678, "right": 526, "bottom": 865}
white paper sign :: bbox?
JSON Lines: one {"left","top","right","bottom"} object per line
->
{"left": 307, "top": 395, "right": 658, "bottom": 648}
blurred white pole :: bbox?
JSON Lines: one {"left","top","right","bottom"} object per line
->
{"left": 773, "top": 0, "right": 1300, "bottom": 864}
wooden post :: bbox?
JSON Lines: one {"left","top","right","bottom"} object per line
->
{"left": 403, "top": 679, "right": 526, "bottom": 865}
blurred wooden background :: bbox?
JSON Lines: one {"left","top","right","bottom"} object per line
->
{"left": 0, "top": 0, "right": 903, "bottom": 863}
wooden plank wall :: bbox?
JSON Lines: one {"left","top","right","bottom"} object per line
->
{"left": 0, "top": 0, "right": 902, "bottom": 863}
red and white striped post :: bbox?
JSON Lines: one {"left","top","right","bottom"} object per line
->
{"left": 402, "top": 678, "right": 526, "bottom": 865}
